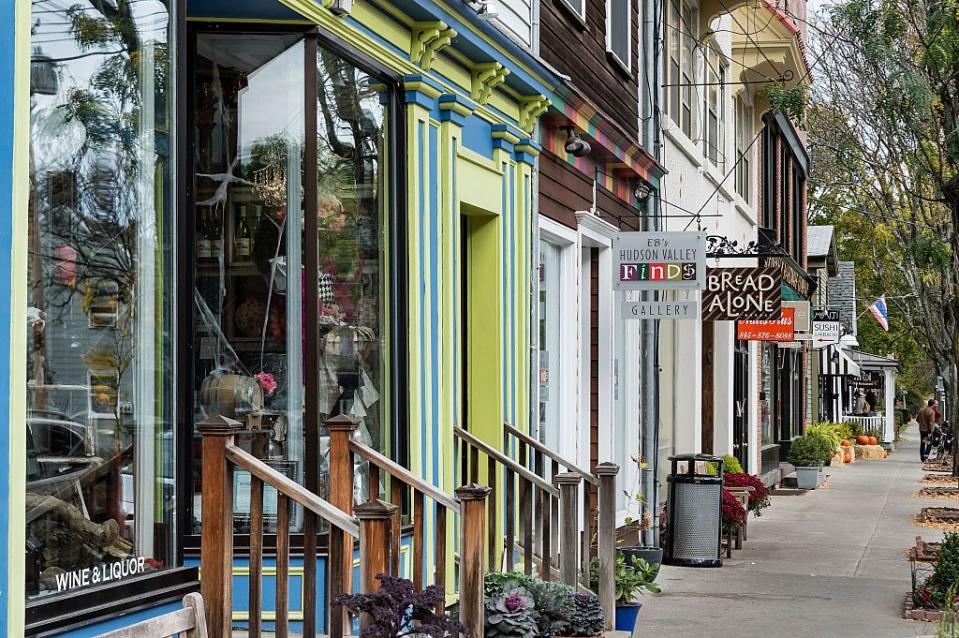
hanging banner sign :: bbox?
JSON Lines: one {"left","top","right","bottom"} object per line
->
{"left": 783, "top": 301, "right": 811, "bottom": 332}
{"left": 702, "top": 267, "right": 782, "bottom": 321}
{"left": 621, "top": 300, "right": 700, "bottom": 320}
{"left": 761, "top": 255, "right": 813, "bottom": 299}
{"left": 737, "top": 307, "right": 796, "bottom": 341}
{"left": 812, "top": 307, "right": 841, "bottom": 350}
{"left": 613, "top": 232, "right": 706, "bottom": 291}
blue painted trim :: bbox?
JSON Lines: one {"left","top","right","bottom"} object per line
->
{"left": 509, "top": 163, "right": 516, "bottom": 427}
{"left": 0, "top": 0, "right": 16, "bottom": 632}
{"left": 363, "top": 0, "right": 561, "bottom": 97}
{"left": 429, "top": 123, "right": 440, "bottom": 489}
{"left": 418, "top": 121, "right": 428, "bottom": 484}
{"left": 500, "top": 161, "right": 508, "bottom": 419}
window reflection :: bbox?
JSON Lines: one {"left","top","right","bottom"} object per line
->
{"left": 26, "top": 0, "right": 175, "bottom": 598}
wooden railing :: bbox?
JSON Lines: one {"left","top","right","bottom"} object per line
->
{"left": 453, "top": 425, "right": 618, "bottom": 629}
{"left": 199, "top": 415, "right": 361, "bottom": 638}
{"left": 327, "top": 415, "right": 490, "bottom": 634}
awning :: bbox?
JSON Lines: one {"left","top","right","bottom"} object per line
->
{"left": 819, "top": 345, "right": 861, "bottom": 378}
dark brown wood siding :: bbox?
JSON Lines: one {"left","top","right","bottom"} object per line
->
{"left": 540, "top": 0, "right": 641, "bottom": 140}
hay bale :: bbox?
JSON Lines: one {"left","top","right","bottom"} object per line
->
{"left": 831, "top": 449, "right": 845, "bottom": 465}
{"left": 855, "top": 444, "right": 886, "bottom": 460}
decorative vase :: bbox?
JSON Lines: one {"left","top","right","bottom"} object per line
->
{"left": 795, "top": 466, "right": 820, "bottom": 489}
{"left": 615, "top": 602, "right": 643, "bottom": 632}
{"left": 621, "top": 546, "right": 663, "bottom": 567}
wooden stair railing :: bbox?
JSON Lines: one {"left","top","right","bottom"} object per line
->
{"left": 500, "top": 423, "right": 619, "bottom": 631}
{"left": 327, "top": 415, "right": 490, "bottom": 638}
{"left": 199, "top": 415, "right": 363, "bottom": 638}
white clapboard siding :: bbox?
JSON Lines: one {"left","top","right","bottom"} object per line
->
{"left": 491, "top": 0, "right": 533, "bottom": 48}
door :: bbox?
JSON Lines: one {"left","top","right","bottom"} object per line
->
{"left": 732, "top": 340, "right": 750, "bottom": 471}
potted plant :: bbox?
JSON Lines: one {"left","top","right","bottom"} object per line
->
{"left": 589, "top": 551, "right": 660, "bottom": 632}
{"left": 723, "top": 472, "right": 771, "bottom": 517}
{"left": 616, "top": 457, "right": 663, "bottom": 567}
{"left": 333, "top": 573, "right": 463, "bottom": 638}
{"left": 554, "top": 593, "right": 605, "bottom": 638}
{"left": 786, "top": 435, "right": 831, "bottom": 489}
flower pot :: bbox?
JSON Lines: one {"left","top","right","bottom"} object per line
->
{"left": 621, "top": 546, "right": 664, "bottom": 567}
{"left": 615, "top": 602, "right": 643, "bottom": 632}
{"left": 795, "top": 466, "right": 820, "bottom": 489}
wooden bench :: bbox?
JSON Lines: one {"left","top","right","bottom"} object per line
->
{"left": 726, "top": 486, "right": 755, "bottom": 552}
{"left": 94, "top": 593, "right": 207, "bottom": 638}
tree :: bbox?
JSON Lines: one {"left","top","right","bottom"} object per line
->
{"left": 807, "top": 0, "right": 959, "bottom": 431}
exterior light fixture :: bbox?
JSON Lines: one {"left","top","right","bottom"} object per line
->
{"left": 634, "top": 180, "right": 652, "bottom": 203}
{"left": 563, "top": 126, "right": 591, "bottom": 157}
{"left": 328, "top": 0, "right": 353, "bottom": 16}
{"left": 466, "top": 0, "right": 498, "bottom": 20}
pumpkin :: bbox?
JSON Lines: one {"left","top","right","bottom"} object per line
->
{"left": 841, "top": 440, "right": 851, "bottom": 448}
{"left": 843, "top": 452, "right": 852, "bottom": 463}
{"left": 856, "top": 435, "right": 870, "bottom": 445}
{"left": 869, "top": 436, "right": 878, "bottom": 445}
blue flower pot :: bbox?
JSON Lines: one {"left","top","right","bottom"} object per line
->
{"left": 615, "top": 602, "right": 643, "bottom": 632}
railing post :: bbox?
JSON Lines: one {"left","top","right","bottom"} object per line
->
{"left": 595, "top": 463, "right": 619, "bottom": 631}
{"left": 326, "top": 415, "right": 357, "bottom": 632}
{"left": 198, "top": 414, "right": 243, "bottom": 638}
{"left": 356, "top": 499, "right": 397, "bottom": 591}
{"left": 554, "top": 472, "right": 582, "bottom": 587}
{"left": 456, "top": 484, "right": 492, "bottom": 638}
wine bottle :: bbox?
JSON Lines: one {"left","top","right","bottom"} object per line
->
{"left": 210, "top": 206, "right": 223, "bottom": 256}
{"left": 234, "top": 205, "right": 251, "bottom": 259}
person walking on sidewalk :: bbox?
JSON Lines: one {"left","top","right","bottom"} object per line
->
{"left": 918, "top": 399, "right": 937, "bottom": 461}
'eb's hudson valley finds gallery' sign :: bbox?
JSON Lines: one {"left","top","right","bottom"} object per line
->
{"left": 702, "top": 267, "right": 782, "bottom": 321}
{"left": 613, "top": 232, "right": 706, "bottom": 291}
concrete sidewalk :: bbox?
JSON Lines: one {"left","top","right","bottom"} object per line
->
{"left": 638, "top": 426, "right": 947, "bottom": 637}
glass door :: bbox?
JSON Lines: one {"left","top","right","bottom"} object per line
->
{"left": 189, "top": 32, "right": 307, "bottom": 534}
{"left": 537, "top": 240, "right": 562, "bottom": 451}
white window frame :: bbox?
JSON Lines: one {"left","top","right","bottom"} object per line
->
{"left": 558, "top": 0, "right": 587, "bottom": 20}
{"left": 702, "top": 43, "right": 726, "bottom": 169}
{"left": 665, "top": 0, "right": 699, "bottom": 139}
{"left": 735, "top": 94, "right": 754, "bottom": 202}
{"left": 537, "top": 217, "right": 581, "bottom": 463}
{"left": 606, "top": 0, "right": 632, "bottom": 73}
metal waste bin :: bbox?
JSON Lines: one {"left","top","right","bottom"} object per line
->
{"left": 664, "top": 453, "right": 723, "bottom": 567}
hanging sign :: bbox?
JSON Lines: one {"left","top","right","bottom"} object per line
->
{"left": 621, "top": 300, "right": 700, "bottom": 320}
{"left": 702, "top": 267, "right": 782, "bottom": 321}
{"left": 783, "top": 301, "right": 811, "bottom": 332}
{"left": 760, "top": 255, "right": 813, "bottom": 299}
{"left": 737, "top": 307, "right": 796, "bottom": 341}
{"left": 613, "top": 232, "right": 706, "bottom": 291}
{"left": 812, "top": 307, "right": 841, "bottom": 350}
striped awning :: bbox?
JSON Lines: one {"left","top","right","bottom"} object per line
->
{"left": 819, "top": 345, "right": 861, "bottom": 378}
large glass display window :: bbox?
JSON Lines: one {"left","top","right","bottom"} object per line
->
{"left": 25, "top": 0, "right": 180, "bottom": 619}
{"left": 185, "top": 28, "right": 393, "bottom": 543}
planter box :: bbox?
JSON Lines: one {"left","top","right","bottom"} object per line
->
{"left": 621, "top": 546, "right": 663, "bottom": 567}
{"left": 796, "top": 466, "right": 821, "bottom": 489}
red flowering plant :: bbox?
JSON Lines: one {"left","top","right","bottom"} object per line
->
{"left": 722, "top": 472, "right": 771, "bottom": 516}
{"left": 721, "top": 488, "right": 747, "bottom": 533}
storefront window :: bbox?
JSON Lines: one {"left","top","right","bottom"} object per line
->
{"left": 26, "top": 0, "right": 175, "bottom": 599}
{"left": 761, "top": 344, "right": 775, "bottom": 444}
{"left": 189, "top": 33, "right": 388, "bottom": 535}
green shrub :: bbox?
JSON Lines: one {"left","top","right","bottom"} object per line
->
{"left": 927, "top": 534, "right": 959, "bottom": 609}
{"left": 787, "top": 435, "right": 832, "bottom": 467}
{"left": 807, "top": 423, "right": 853, "bottom": 450}
{"left": 706, "top": 454, "right": 744, "bottom": 476}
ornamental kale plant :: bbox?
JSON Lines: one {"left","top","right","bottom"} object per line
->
{"left": 486, "top": 590, "right": 539, "bottom": 638}
{"left": 484, "top": 572, "right": 574, "bottom": 636}
{"left": 333, "top": 573, "right": 464, "bottom": 638}
{"left": 554, "top": 593, "right": 604, "bottom": 637}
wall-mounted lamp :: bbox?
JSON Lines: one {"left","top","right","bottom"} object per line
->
{"left": 328, "top": 0, "right": 353, "bottom": 16}
{"left": 465, "top": 0, "right": 498, "bottom": 20}
{"left": 562, "top": 126, "right": 591, "bottom": 157}
{"left": 634, "top": 180, "right": 652, "bottom": 203}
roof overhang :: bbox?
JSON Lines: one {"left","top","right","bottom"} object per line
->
{"left": 699, "top": 0, "right": 810, "bottom": 91}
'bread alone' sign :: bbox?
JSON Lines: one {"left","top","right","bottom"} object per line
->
{"left": 702, "top": 267, "right": 781, "bottom": 321}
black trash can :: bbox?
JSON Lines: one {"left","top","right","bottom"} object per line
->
{"left": 663, "top": 453, "right": 723, "bottom": 567}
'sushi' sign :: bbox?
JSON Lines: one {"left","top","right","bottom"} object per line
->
{"left": 702, "top": 267, "right": 782, "bottom": 321}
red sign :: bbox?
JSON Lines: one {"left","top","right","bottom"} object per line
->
{"left": 737, "top": 308, "right": 796, "bottom": 342}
